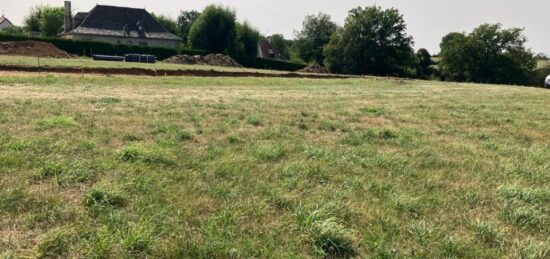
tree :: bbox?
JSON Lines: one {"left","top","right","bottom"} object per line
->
{"left": 415, "top": 48, "right": 434, "bottom": 79}
{"left": 236, "top": 22, "right": 260, "bottom": 56}
{"left": 324, "top": 6, "right": 415, "bottom": 76}
{"left": 152, "top": 14, "right": 179, "bottom": 37}
{"left": 177, "top": 10, "right": 200, "bottom": 43}
{"left": 439, "top": 24, "right": 536, "bottom": 85}
{"left": 24, "top": 6, "right": 44, "bottom": 32}
{"left": 39, "top": 7, "right": 64, "bottom": 37}
{"left": 188, "top": 5, "right": 238, "bottom": 53}
{"left": 23, "top": 5, "right": 64, "bottom": 36}
{"left": 295, "top": 13, "right": 337, "bottom": 64}
{"left": 269, "top": 34, "right": 290, "bottom": 59}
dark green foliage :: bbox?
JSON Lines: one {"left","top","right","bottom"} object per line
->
{"left": 236, "top": 22, "right": 260, "bottom": 56}
{"left": 324, "top": 6, "right": 415, "bottom": 76}
{"left": 295, "top": 13, "right": 338, "bottom": 64}
{"left": 269, "top": 34, "right": 290, "bottom": 59}
{"left": 188, "top": 5, "right": 238, "bottom": 53}
{"left": 152, "top": 14, "right": 180, "bottom": 37}
{"left": 23, "top": 5, "right": 64, "bottom": 36}
{"left": 415, "top": 48, "right": 435, "bottom": 79}
{"left": 39, "top": 7, "right": 64, "bottom": 37}
{"left": 1, "top": 26, "right": 27, "bottom": 35}
{"left": 23, "top": 6, "right": 44, "bottom": 32}
{"left": 439, "top": 24, "right": 536, "bottom": 85}
{"left": 177, "top": 11, "right": 201, "bottom": 44}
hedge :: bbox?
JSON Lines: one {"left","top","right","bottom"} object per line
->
{"left": 0, "top": 33, "right": 306, "bottom": 71}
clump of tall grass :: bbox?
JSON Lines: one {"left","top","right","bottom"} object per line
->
{"left": 298, "top": 209, "right": 357, "bottom": 257}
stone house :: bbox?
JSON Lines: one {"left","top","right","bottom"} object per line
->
{"left": 60, "top": 1, "right": 181, "bottom": 48}
{"left": 0, "top": 15, "right": 14, "bottom": 31}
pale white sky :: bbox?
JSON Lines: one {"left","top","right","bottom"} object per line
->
{"left": 2, "top": 0, "right": 549, "bottom": 54}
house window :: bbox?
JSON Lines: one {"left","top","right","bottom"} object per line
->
{"left": 139, "top": 42, "right": 148, "bottom": 46}
{"left": 127, "top": 41, "right": 133, "bottom": 45}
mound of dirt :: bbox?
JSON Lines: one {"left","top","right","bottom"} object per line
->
{"left": 163, "top": 54, "right": 242, "bottom": 68}
{"left": 0, "top": 41, "right": 71, "bottom": 58}
{"left": 298, "top": 64, "right": 330, "bottom": 74}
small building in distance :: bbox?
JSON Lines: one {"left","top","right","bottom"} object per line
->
{"left": 257, "top": 38, "right": 289, "bottom": 61}
{"left": 60, "top": 1, "right": 181, "bottom": 48}
{"left": 0, "top": 15, "right": 14, "bottom": 31}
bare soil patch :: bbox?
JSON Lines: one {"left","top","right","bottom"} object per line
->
{"left": 163, "top": 54, "right": 243, "bottom": 67}
{"left": 0, "top": 41, "right": 71, "bottom": 58}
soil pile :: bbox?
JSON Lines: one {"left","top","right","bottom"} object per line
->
{"left": 163, "top": 54, "right": 242, "bottom": 68}
{"left": 298, "top": 64, "right": 330, "bottom": 74}
{"left": 0, "top": 41, "right": 71, "bottom": 58}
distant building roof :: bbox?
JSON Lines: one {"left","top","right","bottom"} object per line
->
{"left": 0, "top": 15, "right": 14, "bottom": 26}
{"left": 258, "top": 38, "right": 288, "bottom": 61}
{"left": 67, "top": 5, "right": 180, "bottom": 41}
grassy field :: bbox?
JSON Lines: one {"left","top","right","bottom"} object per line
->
{"left": 538, "top": 59, "right": 550, "bottom": 69}
{"left": 0, "top": 55, "right": 287, "bottom": 74}
{"left": 0, "top": 72, "right": 549, "bottom": 258}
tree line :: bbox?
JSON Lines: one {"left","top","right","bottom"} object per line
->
{"left": 3, "top": 4, "right": 548, "bottom": 86}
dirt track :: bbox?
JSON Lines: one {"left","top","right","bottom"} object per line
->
{"left": 0, "top": 64, "right": 356, "bottom": 79}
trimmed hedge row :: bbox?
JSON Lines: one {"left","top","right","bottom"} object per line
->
{"left": 0, "top": 33, "right": 306, "bottom": 71}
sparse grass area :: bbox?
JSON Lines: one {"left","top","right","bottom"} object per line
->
{"left": 538, "top": 59, "right": 550, "bottom": 69}
{"left": 0, "top": 72, "right": 549, "bottom": 257}
{"left": 0, "top": 55, "right": 287, "bottom": 74}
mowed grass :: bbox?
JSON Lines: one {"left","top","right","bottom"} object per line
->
{"left": 0, "top": 73, "right": 549, "bottom": 258}
{"left": 0, "top": 55, "right": 287, "bottom": 74}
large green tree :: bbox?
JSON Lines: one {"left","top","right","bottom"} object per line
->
{"left": 415, "top": 48, "right": 434, "bottom": 79}
{"left": 294, "top": 13, "right": 337, "bottom": 64}
{"left": 39, "top": 7, "right": 64, "bottom": 37}
{"left": 236, "top": 22, "right": 260, "bottom": 56}
{"left": 23, "top": 6, "right": 43, "bottom": 32}
{"left": 269, "top": 34, "right": 290, "bottom": 59}
{"left": 177, "top": 10, "right": 200, "bottom": 44}
{"left": 187, "top": 5, "right": 238, "bottom": 53}
{"left": 23, "top": 5, "right": 64, "bottom": 36}
{"left": 439, "top": 24, "right": 536, "bottom": 85}
{"left": 152, "top": 14, "right": 179, "bottom": 37}
{"left": 324, "top": 6, "right": 415, "bottom": 76}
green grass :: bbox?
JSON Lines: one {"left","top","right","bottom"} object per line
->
{"left": 0, "top": 55, "right": 287, "bottom": 74}
{"left": 0, "top": 72, "right": 549, "bottom": 257}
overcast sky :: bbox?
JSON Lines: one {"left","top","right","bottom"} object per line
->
{"left": 3, "top": 0, "right": 549, "bottom": 54}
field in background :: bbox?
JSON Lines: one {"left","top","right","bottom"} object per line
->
{"left": 0, "top": 73, "right": 549, "bottom": 258}
{"left": 0, "top": 55, "right": 286, "bottom": 74}
{"left": 538, "top": 59, "right": 550, "bottom": 69}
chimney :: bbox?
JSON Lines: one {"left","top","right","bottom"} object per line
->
{"left": 64, "top": 1, "right": 73, "bottom": 33}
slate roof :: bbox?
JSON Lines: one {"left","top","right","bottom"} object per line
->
{"left": 68, "top": 5, "right": 180, "bottom": 41}
{"left": 0, "top": 16, "right": 13, "bottom": 26}
{"left": 258, "top": 39, "right": 288, "bottom": 61}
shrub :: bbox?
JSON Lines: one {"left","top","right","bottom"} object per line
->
{"left": 35, "top": 229, "right": 70, "bottom": 258}
{"left": 252, "top": 142, "right": 286, "bottom": 161}
{"left": 119, "top": 145, "right": 144, "bottom": 162}
{"left": 37, "top": 116, "right": 78, "bottom": 130}
{"left": 187, "top": 5, "right": 238, "bottom": 53}
{"left": 84, "top": 186, "right": 127, "bottom": 208}
{"left": 299, "top": 210, "right": 357, "bottom": 257}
